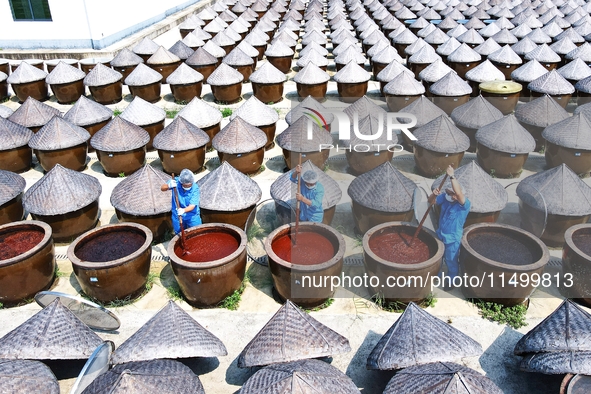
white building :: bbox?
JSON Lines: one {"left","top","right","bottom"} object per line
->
{"left": 0, "top": 0, "right": 200, "bottom": 49}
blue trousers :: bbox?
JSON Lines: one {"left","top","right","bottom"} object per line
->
{"left": 172, "top": 214, "right": 201, "bottom": 234}
{"left": 443, "top": 241, "right": 461, "bottom": 278}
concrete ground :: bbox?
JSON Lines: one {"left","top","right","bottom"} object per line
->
{"left": 1, "top": 23, "right": 591, "bottom": 394}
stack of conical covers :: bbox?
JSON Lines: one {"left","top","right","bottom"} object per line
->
{"left": 0, "top": 170, "right": 25, "bottom": 206}
{"left": 111, "top": 301, "right": 226, "bottom": 364}
{"left": 432, "top": 161, "right": 507, "bottom": 213}
{"left": 367, "top": 303, "right": 482, "bottom": 370}
{"left": 91, "top": 117, "right": 150, "bottom": 152}
{"left": 240, "top": 359, "right": 360, "bottom": 394}
{"left": 271, "top": 160, "right": 341, "bottom": 210}
{"left": 476, "top": 115, "right": 535, "bottom": 154}
{"left": 414, "top": 115, "right": 470, "bottom": 153}
{"left": 45, "top": 61, "right": 86, "bottom": 85}
{"left": 63, "top": 95, "right": 112, "bottom": 127}
{"left": 83, "top": 63, "right": 122, "bottom": 87}
{"left": 514, "top": 94, "right": 569, "bottom": 128}
{"left": 23, "top": 164, "right": 100, "bottom": 216}
{"left": 0, "top": 117, "right": 33, "bottom": 150}
{"left": 383, "top": 362, "right": 503, "bottom": 393}
{"left": 517, "top": 164, "right": 591, "bottom": 216}
{"left": 166, "top": 63, "right": 204, "bottom": 85}
{"left": 0, "top": 360, "right": 59, "bottom": 394}
{"left": 124, "top": 63, "right": 163, "bottom": 86}
{"left": 344, "top": 96, "right": 386, "bottom": 121}
{"left": 147, "top": 47, "right": 181, "bottom": 65}
{"left": 82, "top": 359, "right": 205, "bottom": 394}
{"left": 231, "top": 95, "right": 279, "bottom": 127}
{"left": 0, "top": 299, "right": 103, "bottom": 360}
{"left": 451, "top": 95, "right": 503, "bottom": 130}
{"left": 8, "top": 97, "right": 61, "bottom": 129}
{"left": 110, "top": 48, "right": 144, "bottom": 67}
{"left": 285, "top": 96, "right": 334, "bottom": 125}
{"left": 153, "top": 117, "right": 209, "bottom": 151}
{"left": 542, "top": 112, "right": 591, "bottom": 151}
{"left": 276, "top": 116, "right": 332, "bottom": 153}
{"left": 514, "top": 299, "right": 591, "bottom": 374}
{"left": 348, "top": 162, "right": 417, "bottom": 213}
{"left": 28, "top": 116, "right": 90, "bottom": 150}
{"left": 197, "top": 161, "right": 261, "bottom": 211}
{"left": 0, "top": 105, "right": 13, "bottom": 118}
{"left": 398, "top": 96, "right": 447, "bottom": 128}
{"left": 212, "top": 116, "right": 266, "bottom": 154}
{"left": 132, "top": 37, "right": 160, "bottom": 57}
{"left": 168, "top": 41, "right": 195, "bottom": 61}
{"left": 6, "top": 62, "right": 46, "bottom": 84}
{"left": 238, "top": 300, "right": 350, "bottom": 368}
{"left": 177, "top": 98, "right": 222, "bottom": 129}
{"left": 120, "top": 96, "right": 165, "bottom": 127}
{"left": 110, "top": 165, "right": 171, "bottom": 216}
{"left": 249, "top": 61, "right": 287, "bottom": 84}
{"left": 207, "top": 63, "right": 244, "bottom": 85}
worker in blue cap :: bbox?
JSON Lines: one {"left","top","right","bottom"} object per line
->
{"left": 291, "top": 165, "right": 325, "bottom": 222}
{"left": 161, "top": 168, "right": 201, "bottom": 234}
{"left": 428, "top": 165, "right": 470, "bottom": 281}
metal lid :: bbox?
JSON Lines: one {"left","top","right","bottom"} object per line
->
{"left": 237, "top": 300, "right": 350, "bottom": 367}
{"left": 0, "top": 299, "right": 103, "bottom": 360}
{"left": 45, "top": 61, "right": 86, "bottom": 85}
{"left": 110, "top": 164, "right": 172, "bottom": 216}
{"left": 166, "top": 62, "right": 204, "bottom": 85}
{"left": 111, "top": 301, "right": 227, "bottom": 364}
{"left": 197, "top": 161, "right": 262, "bottom": 211}
{"left": 124, "top": 63, "right": 163, "bottom": 86}
{"left": 28, "top": 116, "right": 90, "bottom": 150}
{"left": 119, "top": 96, "right": 166, "bottom": 126}
{"left": 64, "top": 95, "right": 113, "bottom": 127}
{"left": 176, "top": 97, "right": 222, "bottom": 128}
{"left": 249, "top": 61, "right": 287, "bottom": 84}
{"left": 6, "top": 61, "right": 46, "bottom": 84}
{"left": 34, "top": 291, "right": 120, "bottom": 331}
{"left": 479, "top": 80, "right": 522, "bottom": 94}
{"left": 8, "top": 96, "right": 61, "bottom": 128}
{"left": 23, "top": 164, "right": 101, "bottom": 215}
{"left": 83, "top": 63, "right": 122, "bottom": 87}
{"left": 90, "top": 116, "right": 150, "bottom": 152}
{"left": 70, "top": 341, "right": 114, "bottom": 394}
{"left": 367, "top": 303, "right": 482, "bottom": 370}
{"left": 0, "top": 117, "right": 33, "bottom": 149}
{"left": 212, "top": 116, "right": 267, "bottom": 153}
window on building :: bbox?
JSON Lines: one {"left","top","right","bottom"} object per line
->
{"left": 9, "top": 0, "right": 52, "bottom": 21}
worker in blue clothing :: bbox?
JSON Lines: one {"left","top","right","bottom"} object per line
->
{"left": 291, "top": 165, "right": 325, "bottom": 222}
{"left": 428, "top": 165, "right": 471, "bottom": 282}
{"left": 160, "top": 168, "right": 202, "bottom": 234}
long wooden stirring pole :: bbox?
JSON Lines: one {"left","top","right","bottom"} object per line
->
{"left": 171, "top": 173, "right": 187, "bottom": 252}
{"left": 294, "top": 153, "right": 303, "bottom": 245}
{"left": 410, "top": 174, "right": 449, "bottom": 246}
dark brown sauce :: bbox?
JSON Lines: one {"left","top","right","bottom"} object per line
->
{"left": 369, "top": 231, "right": 430, "bottom": 264}
{"left": 272, "top": 232, "right": 335, "bottom": 265}
{"left": 76, "top": 231, "right": 145, "bottom": 262}
{"left": 176, "top": 232, "right": 240, "bottom": 263}
{"left": 0, "top": 230, "right": 44, "bottom": 260}
{"left": 469, "top": 232, "right": 538, "bottom": 265}
{"left": 573, "top": 233, "right": 591, "bottom": 257}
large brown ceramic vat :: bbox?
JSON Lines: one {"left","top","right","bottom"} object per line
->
{"left": 50, "top": 80, "right": 85, "bottom": 105}
{"left": 545, "top": 143, "right": 591, "bottom": 177}
{"left": 460, "top": 223, "right": 549, "bottom": 306}
{"left": 352, "top": 201, "right": 413, "bottom": 235}
{"left": 68, "top": 223, "right": 152, "bottom": 303}
{"left": 363, "top": 222, "right": 443, "bottom": 303}
{"left": 479, "top": 81, "right": 522, "bottom": 115}
{"left": 112, "top": 65, "right": 138, "bottom": 83}
{"left": 12, "top": 80, "right": 48, "bottom": 103}
{"left": 200, "top": 205, "right": 255, "bottom": 229}
{"left": 148, "top": 61, "right": 181, "bottom": 81}
{"left": 562, "top": 224, "right": 591, "bottom": 307}
{"left": 191, "top": 64, "right": 216, "bottom": 81}
{"left": 89, "top": 82, "right": 123, "bottom": 105}
{"left": 296, "top": 82, "right": 327, "bottom": 100}
{"left": 218, "top": 149, "right": 264, "bottom": 175}
{"left": 128, "top": 82, "right": 161, "bottom": 104}
{"left": 337, "top": 82, "right": 369, "bottom": 103}
{"left": 251, "top": 82, "right": 283, "bottom": 103}
{"left": 115, "top": 210, "right": 172, "bottom": 243}
{"left": 211, "top": 83, "right": 242, "bottom": 103}
{"left": 170, "top": 83, "right": 203, "bottom": 102}
{"left": 431, "top": 95, "right": 470, "bottom": 115}
{"left": 159, "top": 147, "right": 206, "bottom": 175}
{"left": 96, "top": 148, "right": 146, "bottom": 177}
{"left": 31, "top": 200, "right": 99, "bottom": 243}
{"left": 346, "top": 150, "right": 395, "bottom": 175}
{"left": 35, "top": 143, "right": 88, "bottom": 172}
{"left": 266, "top": 222, "right": 346, "bottom": 308}
{"left": 0, "top": 194, "right": 24, "bottom": 225}
{"left": 0, "top": 146, "right": 32, "bottom": 173}
{"left": 167, "top": 223, "right": 247, "bottom": 307}
{"left": 266, "top": 56, "right": 292, "bottom": 74}
{"left": 476, "top": 144, "right": 528, "bottom": 178}
{"left": 0, "top": 221, "right": 55, "bottom": 306}
{"left": 414, "top": 146, "right": 465, "bottom": 178}
{"left": 282, "top": 149, "right": 330, "bottom": 170}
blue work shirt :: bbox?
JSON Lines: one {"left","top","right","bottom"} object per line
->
{"left": 171, "top": 177, "right": 201, "bottom": 233}
{"left": 435, "top": 193, "right": 471, "bottom": 244}
{"left": 290, "top": 174, "right": 325, "bottom": 222}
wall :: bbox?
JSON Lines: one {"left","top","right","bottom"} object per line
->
{"left": 0, "top": 0, "right": 199, "bottom": 49}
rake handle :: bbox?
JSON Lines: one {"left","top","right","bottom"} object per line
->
{"left": 172, "top": 173, "right": 187, "bottom": 251}
{"left": 411, "top": 174, "right": 449, "bottom": 245}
